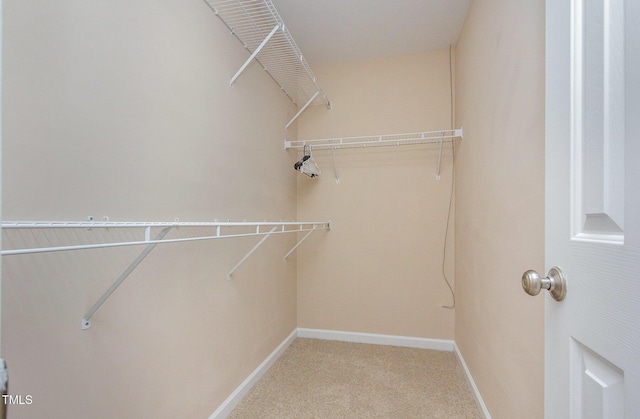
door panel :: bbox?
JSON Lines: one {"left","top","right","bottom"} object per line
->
{"left": 572, "top": 0, "right": 625, "bottom": 243}
{"left": 571, "top": 339, "right": 624, "bottom": 419}
{"left": 545, "top": 0, "right": 640, "bottom": 417}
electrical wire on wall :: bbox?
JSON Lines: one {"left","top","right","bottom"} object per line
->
{"left": 441, "top": 44, "right": 456, "bottom": 310}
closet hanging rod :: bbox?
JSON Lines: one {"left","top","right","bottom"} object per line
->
{"left": 285, "top": 128, "right": 463, "bottom": 151}
{"left": 1, "top": 220, "right": 331, "bottom": 256}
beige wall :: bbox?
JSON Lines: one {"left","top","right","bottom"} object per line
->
{"left": 454, "top": 0, "right": 545, "bottom": 418}
{"left": 2, "top": 0, "right": 548, "bottom": 417}
{"left": 296, "top": 51, "right": 456, "bottom": 340}
{"left": 2, "top": 1, "right": 299, "bottom": 417}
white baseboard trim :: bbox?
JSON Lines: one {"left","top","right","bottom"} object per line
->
{"left": 296, "top": 327, "right": 455, "bottom": 352}
{"left": 453, "top": 342, "right": 492, "bottom": 419}
{"left": 208, "top": 329, "right": 297, "bottom": 419}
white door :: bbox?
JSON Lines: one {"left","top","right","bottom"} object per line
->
{"left": 544, "top": 0, "right": 640, "bottom": 417}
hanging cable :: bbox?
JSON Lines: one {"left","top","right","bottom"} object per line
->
{"left": 441, "top": 44, "right": 456, "bottom": 309}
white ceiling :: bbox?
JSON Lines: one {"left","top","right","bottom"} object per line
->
{"left": 270, "top": 0, "right": 471, "bottom": 65}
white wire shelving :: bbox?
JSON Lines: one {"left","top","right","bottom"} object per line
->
{"left": 1, "top": 220, "right": 331, "bottom": 329}
{"left": 286, "top": 128, "right": 463, "bottom": 181}
{"left": 285, "top": 129, "right": 463, "bottom": 151}
{"left": 203, "top": 0, "right": 331, "bottom": 128}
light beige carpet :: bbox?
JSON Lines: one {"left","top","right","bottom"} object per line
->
{"left": 228, "top": 338, "right": 482, "bottom": 418}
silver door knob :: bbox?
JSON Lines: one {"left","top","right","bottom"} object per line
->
{"left": 521, "top": 266, "right": 567, "bottom": 301}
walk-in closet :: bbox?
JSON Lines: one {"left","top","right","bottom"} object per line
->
{"left": 4, "top": 0, "right": 617, "bottom": 418}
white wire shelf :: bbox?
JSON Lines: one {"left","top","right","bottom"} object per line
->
{"left": 1, "top": 220, "right": 330, "bottom": 255}
{"left": 286, "top": 129, "right": 463, "bottom": 182}
{"left": 1, "top": 220, "right": 327, "bottom": 233}
{"left": 203, "top": 0, "right": 330, "bottom": 114}
{"left": 1, "top": 220, "right": 331, "bottom": 329}
{"left": 285, "top": 128, "right": 463, "bottom": 151}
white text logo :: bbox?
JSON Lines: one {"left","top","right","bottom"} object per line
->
{"left": 2, "top": 395, "right": 33, "bottom": 405}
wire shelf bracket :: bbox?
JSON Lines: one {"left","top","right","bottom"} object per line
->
{"left": 226, "top": 225, "right": 278, "bottom": 280}
{"left": 81, "top": 226, "right": 173, "bottom": 330}
{"left": 285, "top": 128, "right": 463, "bottom": 180}
{"left": 284, "top": 228, "right": 315, "bottom": 259}
{"left": 229, "top": 23, "right": 280, "bottom": 87}
{"left": 286, "top": 91, "right": 319, "bottom": 129}
{"left": 204, "top": 0, "right": 331, "bottom": 128}
{"left": 1, "top": 220, "right": 331, "bottom": 329}
{"left": 436, "top": 138, "right": 445, "bottom": 181}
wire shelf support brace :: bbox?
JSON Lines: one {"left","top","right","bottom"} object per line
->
{"left": 81, "top": 226, "right": 173, "bottom": 330}
{"left": 226, "top": 225, "right": 278, "bottom": 280}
